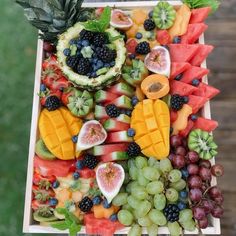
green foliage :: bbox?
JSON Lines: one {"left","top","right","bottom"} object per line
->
{"left": 183, "top": 0, "right": 220, "bottom": 13}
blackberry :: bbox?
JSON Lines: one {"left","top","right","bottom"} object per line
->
{"left": 105, "top": 104, "right": 120, "bottom": 118}
{"left": 66, "top": 55, "right": 80, "bottom": 70}
{"left": 135, "top": 41, "right": 150, "bottom": 55}
{"left": 144, "top": 19, "right": 156, "bottom": 31}
{"left": 79, "top": 29, "right": 94, "bottom": 42}
{"left": 93, "top": 32, "right": 108, "bottom": 47}
{"left": 77, "top": 58, "right": 91, "bottom": 75}
{"left": 96, "top": 46, "right": 117, "bottom": 63}
{"left": 78, "top": 196, "right": 93, "bottom": 212}
{"left": 83, "top": 154, "right": 99, "bottom": 169}
{"left": 164, "top": 204, "right": 180, "bottom": 222}
{"left": 170, "top": 94, "right": 185, "bottom": 111}
{"left": 45, "top": 96, "right": 60, "bottom": 111}
{"left": 127, "top": 142, "right": 141, "bottom": 157}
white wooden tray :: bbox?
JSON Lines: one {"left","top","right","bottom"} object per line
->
{"left": 23, "top": 1, "right": 221, "bottom": 234}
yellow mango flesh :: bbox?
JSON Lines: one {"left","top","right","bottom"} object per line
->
{"left": 39, "top": 107, "right": 83, "bottom": 160}
{"left": 131, "top": 99, "right": 170, "bottom": 159}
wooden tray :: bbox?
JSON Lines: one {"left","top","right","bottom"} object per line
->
{"left": 23, "top": 1, "right": 221, "bottom": 234}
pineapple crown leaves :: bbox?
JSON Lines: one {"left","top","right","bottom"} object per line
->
{"left": 16, "top": 0, "right": 94, "bottom": 42}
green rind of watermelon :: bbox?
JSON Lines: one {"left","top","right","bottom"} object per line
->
{"left": 193, "top": 117, "right": 218, "bottom": 132}
{"left": 107, "top": 82, "right": 135, "bottom": 98}
{"left": 193, "top": 82, "right": 220, "bottom": 99}
{"left": 91, "top": 143, "right": 129, "bottom": 156}
{"left": 190, "top": 44, "right": 214, "bottom": 66}
{"left": 94, "top": 105, "right": 109, "bottom": 119}
{"left": 170, "top": 80, "right": 198, "bottom": 96}
{"left": 106, "top": 131, "right": 132, "bottom": 143}
{"left": 188, "top": 95, "right": 208, "bottom": 114}
{"left": 181, "top": 23, "right": 208, "bottom": 44}
{"left": 105, "top": 95, "right": 132, "bottom": 109}
{"left": 179, "top": 120, "right": 194, "bottom": 137}
{"left": 94, "top": 90, "right": 119, "bottom": 103}
{"left": 116, "top": 114, "right": 131, "bottom": 124}
{"left": 103, "top": 118, "right": 130, "bottom": 132}
{"left": 190, "top": 7, "right": 211, "bottom": 24}
{"left": 181, "top": 66, "right": 209, "bottom": 84}
{"left": 100, "top": 151, "right": 129, "bottom": 162}
{"left": 170, "top": 62, "right": 191, "bottom": 80}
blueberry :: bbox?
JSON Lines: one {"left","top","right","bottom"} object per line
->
{"left": 52, "top": 180, "right": 60, "bottom": 189}
{"left": 40, "top": 84, "right": 46, "bottom": 92}
{"left": 177, "top": 201, "right": 187, "bottom": 210}
{"left": 175, "top": 74, "right": 183, "bottom": 81}
{"left": 173, "top": 36, "right": 181, "bottom": 44}
{"left": 148, "top": 10, "right": 153, "bottom": 18}
{"left": 103, "top": 199, "right": 112, "bottom": 209}
{"left": 128, "top": 54, "right": 136, "bottom": 59}
{"left": 97, "top": 60, "right": 104, "bottom": 69}
{"left": 63, "top": 48, "right": 71, "bottom": 56}
{"left": 69, "top": 39, "right": 77, "bottom": 45}
{"left": 125, "top": 110, "right": 132, "bottom": 117}
{"left": 109, "top": 213, "right": 118, "bottom": 222}
{"left": 104, "top": 63, "right": 110, "bottom": 67}
{"left": 183, "top": 96, "right": 189, "bottom": 103}
{"left": 181, "top": 167, "right": 189, "bottom": 179}
{"left": 93, "top": 58, "right": 98, "bottom": 64}
{"left": 192, "top": 79, "right": 200, "bottom": 86}
{"left": 72, "top": 135, "right": 78, "bottom": 143}
{"left": 110, "top": 61, "right": 115, "bottom": 67}
{"left": 73, "top": 172, "right": 80, "bottom": 180}
{"left": 190, "top": 114, "right": 198, "bottom": 121}
{"left": 135, "top": 32, "right": 143, "bottom": 39}
{"left": 131, "top": 96, "right": 139, "bottom": 106}
{"left": 92, "top": 196, "right": 102, "bottom": 205}
{"left": 77, "top": 40, "right": 83, "bottom": 46}
{"left": 49, "top": 198, "right": 58, "bottom": 206}
{"left": 76, "top": 51, "right": 82, "bottom": 57}
{"left": 81, "top": 40, "right": 89, "bottom": 46}
{"left": 76, "top": 160, "right": 84, "bottom": 170}
{"left": 76, "top": 44, "right": 82, "bottom": 50}
{"left": 127, "top": 128, "right": 135, "bottom": 137}
{"left": 179, "top": 190, "right": 188, "bottom": 199}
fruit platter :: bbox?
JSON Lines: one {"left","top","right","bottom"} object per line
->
{"left": 19, "top": 0, "right": 224, "bottom": 235}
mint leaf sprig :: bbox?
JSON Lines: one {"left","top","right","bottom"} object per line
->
{"left": 51, "top": 208, "right": 82, "bottom": 236}
{"left": 183, "top": 0, "right": 220, "bottom": 13}
{"left": 83, "top": 6, "right": 111, "bottom": 32}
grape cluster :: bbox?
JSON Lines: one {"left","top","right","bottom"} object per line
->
{"left": 112, "top": 156, "right": 196, "bottom": 235}
{"left": 169, "top": 135, "right": 224, "bottom": 229}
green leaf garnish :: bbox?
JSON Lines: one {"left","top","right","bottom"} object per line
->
{"left": 183, "top": 0, "right": 220, "bottom": 13}
{"left": 83, "top": 6, "right": 111, "bottom": 32}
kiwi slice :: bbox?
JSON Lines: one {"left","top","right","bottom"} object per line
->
{"left": 33, "top": 208, "right": 58, "bottom": 222}
{"left": 35, "top": 139, "right": 56, "bottom": 160}
{"left": 188, "top": 129, "right": 218, "bottom": 160}
{"left": 153, "top": 1, "right": 176, "bottom": 29}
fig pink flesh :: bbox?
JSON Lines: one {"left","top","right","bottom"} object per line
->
{"left": 146, "top": 48, "right": 167, "bottom": 70}
{"left": 111, "top": 10, "right": 132, "bottom": 26}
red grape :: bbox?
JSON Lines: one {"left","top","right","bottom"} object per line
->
{"left": 187, "top": 164, "right": 199, "bottom": 175}
{"left": 172, "top": 155, "right": 185, "bottom": 169}
{"left": 182, "top": 138, "right": 188, "bottom": 148}
{"left": 189, "top": 188, "right": 202, "bottom": 202}
{"left": 175, "top": 146, "right": 187, "bottom": 156}
{"left": 43, "top": 41, "right": 55, "bottom": 52}
{"left": 193, "top": 207, "right": 206, "bottom": 220}
{"left": 208, "top": 186, "right": 222, "bottom": 199}
{"left": 188, "top": 175, "right": 202, "bottom": 188}
{"left": 170, "top": 135, "right": 182, "bottom": 148}
{"left": 198, "top": 217, "right": 209, "bottom": 229}
{"left": 199, "top": 167, "right": 212, "bottom": 181}
{"left": 186, "top": 151, "right": 199, "bottom": 164}
{"left": 211, "top": 205, "right": 224, "bottom": 218}
{"left": 214, "top": 195, "right": 224, "bottom": 205}
{"left": 201, "top": 199, "right": 214, "bottom": 214}
{"left": 211, "top": 164, "right": 224, "bottom": 177}
{"left": 199, "top": 160, "right": 211, "bottom": 169}
{"left": 168, "top": 153, "right": 176, "bottom": 162}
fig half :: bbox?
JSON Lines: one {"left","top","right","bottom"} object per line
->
{"left": 110, "top": 9, "right": 133, "bottom": 30}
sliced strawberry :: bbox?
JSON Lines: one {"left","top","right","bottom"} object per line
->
{"left": 31, "top": 199, "right": 49, "bottom": 211}
{"left": 126, "top": 38, "right": 138, "bottom": 54}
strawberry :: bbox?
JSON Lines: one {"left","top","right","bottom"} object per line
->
{"left": 33, "top": 172, "right": 56, "bottom": 188}
{"left": 42, "top": 54, "right": 57, "bottom": 70}
{"left": 61, "top": 87, "right": 74, "bottom": 106}
{"left": 32, "top": 185, "right": 55, "bottom": 202}
{"left": 31, "top": 199, "right": 50, "bottom": 211}
{"left": 126, "top": 38, "right": 138, "bottom": 54}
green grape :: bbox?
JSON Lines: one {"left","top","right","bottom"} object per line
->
{"left": 179, "top": 209, "right": 193, "bottom": 223}
{"left": 146, "top": 181, "right": 164, "bottom": 195}
{"left": 165, "top": 188, "right": 179, "bottom": 202}
{"left": 124, "top": 172, "right": 130, "bottom": 184}
{"left": 137, "top": 215, "right": 152, "bottom": 227}
{"left": 147, "top": 194, "right": 154, "bottom": 207}
{"left": 147, "top": 224, "right": 158, "bottom": 236}
{"left": 117, "top": 210, "right": 134, "bottom": 226}
{"left": 180, "top": 219, "right": 196, "bottom": 231}
{"left": 119, "top": 186, "right": 126, "bottom": 193}
{"left": 153, "top": 160, "right": 161, "bottom": 170}
{"left": 170, "top": 179, "right": 186, "bottom": 191}
{"left": 135, "top": 200, "right": 152, "bottom": 218}
{"left": 137, "top": 173, "right": 150, "bottom": 186}
{"left": 160, "top": 158, "right": 173, "bottom": 173}
{"left": 154, "top": 193, "right": 166, "bottom": 210}
{"left": 132, "top": 209, "right": 140, "bottom": 220}
{"left": 129, "top": 165, "right": 139, "bottom": 180}
{"left": 128, "top": 158, "right": 136, "bottom": 169}
{"left": 128, "top": 224, "right": 142, "bottom": 236}
{"left": 148, "top": 157, "right": 157, "bottom": 167}
{"left": 142, "top": 166, "right": 160, "bottom": 181}
{"left": 135, "top": 156, "right": 148, "bottom": 169}
{"left": 127, "top": 195, "right": 142, "bottom": 209}
{"left": 112, "top": 193, "right": 128, "bottom": 206}
{"left": 122, "top": 203, "right": 133, "bottom": 211}
{"left": 131, "top": 185, "right": 148, "bottom": 200}
{"left": 168, "top": 169, "right": 182, "bottom": 183}
{"left": 126, "top": 181, "right": 139, "bottom": 193}
{"left": 148, "top": 209, "right": 167, "bottom": 226}
{"left": 168, "top": 221, "right": 182, "bottom": 236}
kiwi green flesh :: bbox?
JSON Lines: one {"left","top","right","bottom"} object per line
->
{"left": 33, "top": 211, "right": 57, "bottom": 222}
{"left": 35, "top": 139, "right": 56, "bottom": 160}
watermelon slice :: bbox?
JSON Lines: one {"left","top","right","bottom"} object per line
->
{"left": 190, "top": 7, "right": 211, "bottom": 24}
{"left": 188, "top": 95, "right": 208, "bottom": 113}
{"left": 170, "top": 80, "right": 198, "bottom": 96}
{"left": 170, "top": 110, "right": 178, "bottom": 122}
{"left": 106, "top": 131, "right": 132, "bottom": 143}
{"left": 168, "top": 44, "right": 199, "bottom": 63}
{"left": 179, "top": 120, "right": 194, "bottom": 137}
{"left": 190, "top": 44, "right": 214, "bottom": 66}
{"left": 107, "top": 82, "right": 135, "bottom": 97}
{"left": 193, "top": 82, "right": 220, "bottom": 99}
{"left": 181, "top": 66, "right": 209, "bottom": 84}
{"left": 100, "top": 151, "right": 129, "bottom": 162}
{"left": 193, "top": 117, "right": 218, "bottom": 132}
{"left": 156, "top": 29, "right": 171, "bottom": 45}
{"left": 105, "top": 95, "right": 132, "bottom": 109}
{"left": 103, "top": 118, "right": 130, "bottom": 132}
{"left": 94, "top": 90, "right": 119, "bottom": 103}
{"left": 170, "top": 62, "right": 191, "bottom": 80}
{"left": 91, "top": 143, "right": 128, "bottom": 156}
{"left": 181, "top": 23, "right": 208, "bottom": 44}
